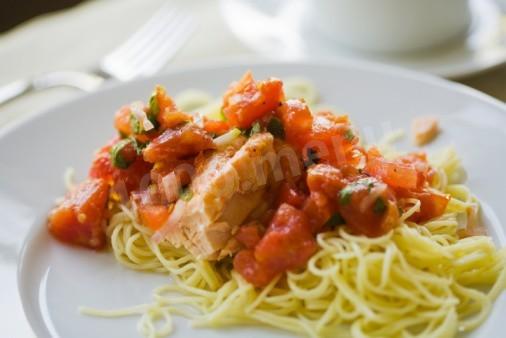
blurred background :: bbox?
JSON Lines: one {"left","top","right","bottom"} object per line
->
{"left": 0, "top": 0, "right": 83, "bottom": 33}
{"left": 0, "top": 0, "right": 504, "bottom": 130}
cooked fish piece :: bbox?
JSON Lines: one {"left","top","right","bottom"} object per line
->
{"left": 165, "top": 132, "right": 275, "bottom": 259}
{"left": 412, "top": 116, "right": 439, "bottom": 146}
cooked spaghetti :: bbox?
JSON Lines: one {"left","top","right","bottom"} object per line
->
{"left": 46, "top": 73, "right": 506, "bottom": 338}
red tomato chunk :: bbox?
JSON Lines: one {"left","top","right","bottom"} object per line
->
{"left": 48, "top": 179, "right": 110, "bottom": 249}
{"left": 223, "top": 71, "right": 284, "bottom": 129}
{"left": 142, "top": 124, "right": 215, "bottom": 163}
{"left": 89, "top": 139, "right": 152, "bottom": 194}
{"left": 234, "top": 204, "right": 317, "bottom": 287}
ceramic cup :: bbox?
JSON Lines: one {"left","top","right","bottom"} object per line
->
{"left": 312, "top": 0, "right": 472, "bottom": 53}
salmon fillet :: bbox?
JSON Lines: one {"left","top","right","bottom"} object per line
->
{"left": 412, "top": 116, "right": 439, "bottom": 146}
{"left": 167, "top": 133, "right": 275, "bottom": 259}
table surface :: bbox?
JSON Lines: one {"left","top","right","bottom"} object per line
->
{"left": 0, "top": 0, "right": 504, "bottom": 337}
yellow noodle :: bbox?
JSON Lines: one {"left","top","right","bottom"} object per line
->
{"left": 81, "top": 125, "right": 505, "bottom": 338}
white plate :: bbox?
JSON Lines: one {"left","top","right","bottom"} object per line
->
{"left": 220, "top": 0, "right": 506, "bottom": 79}
{"left": 3, "top": 60, "right": 506, "bottom": 338}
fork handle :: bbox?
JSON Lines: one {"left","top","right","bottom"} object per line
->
{"left": 0, "top": 71, "right": 106, "bottom": 106}
{"left": 0, "top": 79, "right": 32, "bottom": 106}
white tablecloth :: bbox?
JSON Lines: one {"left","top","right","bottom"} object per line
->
{"left": 0, "top": 0, "right": 251, "bottom": 127}
{"left": 0, "top": 1, "right": 504, "bottom": 337}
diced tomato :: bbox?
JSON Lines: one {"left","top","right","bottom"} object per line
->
{"left": 398, "top": 189, "right": 450, "bottom": 223}
{"left": 223, "top": 71, "right": 284, "bottom": 128}
{"left": 113, "top": 158, "right": 152, "bottom": 195}
{"left": 235, "top": 222, "right": 264, "bottom": 249}
{"left": 113, "top": 106, "right": 151, "bottom": 143}
{"left": 114, "top": 106, "right": 132, "bottom": 136}
{"left": 234, "top": 204, "right": 317, "bottom": 287}
{"left": 203, "top": 118, "right": 230, "bottom": 135}
{"left": 306, "top": 164, "right": 346, "bottom": 197}
{"left": 142, "top": 124, "right": 215, "bottom": 163}
{"left": 89, "top": 140, "right": 152, "bottom": 195}
{"left": 150, "top": 160, "right": 193, "bottom": 193}
{"left": 365, "top": 147, "right": 421, "bottom": 191}
{"left": 277, "top": 104, "right": 360, "bottom": 168}
{"left": 398, "top": 152, "right": 436, "bottom": 186}
{"left": 89, "top": 140, "right": 116, "bottom": 181}
{"left": 152, "top": 85, "right": 193, "bottom": 130}
{"left": 302, "top": 191, "right": 335, "bottom": 233}
{"left": 306, "top": 112, "right": 360, "bottom": 168}
{"left": 48, "top": 179, "right": 110, "bottom": 249}
{"left": 255, "top": 204, "right": 317, "bottom": 270}
{"left": 276, "top": 99, "right": 313, "bottom": 151}
{"left": 233, "top": 249, "right": 278, "bottom": 287}
{"left": 137, "top": 204, "right": 170, "bottom": 231}
{"left": 277, "top": 182, "right": 306, "bottom": 208}
{"left": 337, "top": 177, "right": 399, "bottom": 237}
{"left": 159, "top": 110, "right": 192, "bottom": 131}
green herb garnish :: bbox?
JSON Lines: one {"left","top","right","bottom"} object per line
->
{"left": 179, "top": 187, "right": 193, "bottom": 202}
{"left": 149, "top": 93, "right": 160, "bottom": 116}
{"left": 344, "top": 129, "right": 355, "bottom": 142}
{"left": 243, "top": 121, "right": 261, "bottom": 137}
{"left": 339, "top": 187, "right": 352, "bottom": 205}
{"left": 130, "top": 114, "right": 143, "bottom": 134}
{"left": 267, "top": 117, "right": 285, "bottom": 139}
{"left": 250, "top": 121, "right": 261, "bottom": 136}
{"left": 304, "top": 147, "right": 320, "bottom": 168}
{"left": 110, "top": 139, "right": 135, "bottom": 169}
{"left": 324, "top": 212, "right": 345, "bottom": 228}
{"left": 147, "top": 93, "right": 160, "bottom": 129}
{"left": 373, "top": 197, "right": 387, "bottom": 214}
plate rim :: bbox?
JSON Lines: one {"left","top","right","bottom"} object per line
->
{"left": 1, "top": 58, "right": 505, "bottom": 144}
{"left": 10, "top": 58, "right": 506, "bottom": 338}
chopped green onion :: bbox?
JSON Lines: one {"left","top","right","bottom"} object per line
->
{"left": 325, "top": 213, "right": 345, "bottom": 228}
{"left": 148, "top": 93, "right": 160, "bottom": 116}
{"left": 344, "top": 129, "right": 355, "bottom": 142}
{"left": 267, "top": 117, "right": 285, "bottom": 139}
{"left": 130, "top": 114, "right": 143, "bottom": 134}
{"left": 304, "top": 147, "right": 320, "bottom": 168}
{"left": 179, "top": 187, "right": 193, "bottom": 201}
{"left": 147, "top": 94, "right": 160, "bottom": 129}
{"left": 243, "top": 121, "right": 261, "bottom": 137}
{"left": 373, "top": 197, "right": 387, "bottom": 214}
{"left": 201, "top": 101, "right": 226, "bottom": 121}
{"left": 339, "top": 187, "right": 352, "bottom": 205}
{"left": 213, "top": 128, "right": 241, "bottom": 149}
{"left": 250, "top": 121, "right": 261, "bottom": 136}
{"left": 110, "top": 139, "right": 135, "bottom": 169}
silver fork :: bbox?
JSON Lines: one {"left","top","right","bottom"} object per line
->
{"left": 0, "top": 5, "right": 195, "bottom": 106}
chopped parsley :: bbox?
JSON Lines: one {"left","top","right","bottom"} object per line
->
{"left": 110, "top": 139, "right": 136, "bottom": 169}
{"left": 304, "top": 148, "right": 320, "bottom": 168}
{"left": 344, "top": 129, "right": 355, "bottom": 142}
{"left": 373, "top": 197, "right": 387, "bottom": 214}
{"left": 267, "top": 117, "right": 285, "bottom": 139}
{"left": 339, "top": 187, "right": 353, "bottom": 205}
{"left": 324, "top": 212, "right": 345, "bottom": 228}
{"left": 243, "top": 121, "right": 261, "bottom": 137}
{"left": 148, "top": 92, "right": 160, "bottom": 115}
{"left": 338, "top": 177, "right": 378, "bottom": 206}
{"left": 129, "top": 114, "right": 143, "bottom": 134}
{"left": 179, "top": 187, "right": 193, "bottom": 202}
{"left": 147, "top": 92, "right": 160, "bottom": 129}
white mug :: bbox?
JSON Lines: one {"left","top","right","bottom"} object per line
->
{"left": 311, "top": 0, "right": 472, "bottom": 53}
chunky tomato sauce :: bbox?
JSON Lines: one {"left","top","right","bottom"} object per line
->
{"left": 47, "top": 72, "right": 450, "bottom": 287}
